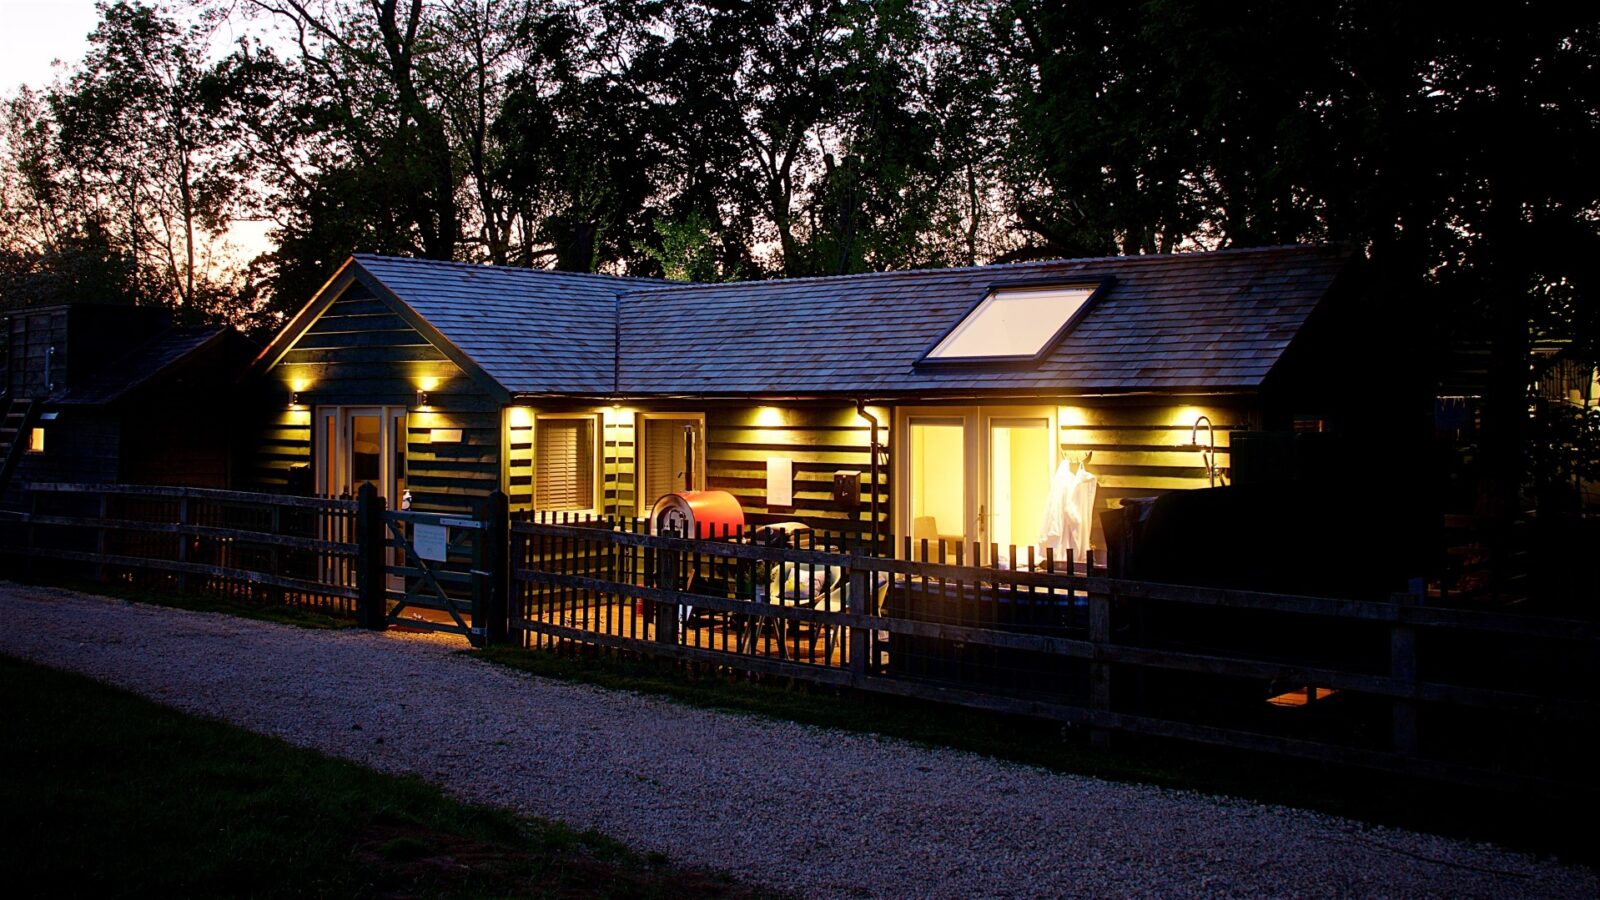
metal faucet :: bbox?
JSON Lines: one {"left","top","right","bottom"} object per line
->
{"left": 1191, "top": 415, "right": 1218, "bottom": 487}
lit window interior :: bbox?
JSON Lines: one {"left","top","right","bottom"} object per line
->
{"left": 909, "top": 419, "right": 965, "bottom": 548}
{"left": 924, "top": 284, "right": 1098, "bottom": 361}
{"left": 989, "top": 419, "right": 1052, "bottom": 554}
{"left": 29, "top": 427, "right": 45, "bottom": 453}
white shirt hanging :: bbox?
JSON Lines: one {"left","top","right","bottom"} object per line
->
{"left": 1037, "top": 458, "right": 1076, "bottom": 561}
{"left": 1066, "top": 465, "right": 1098, "bottom": 563}
{"left": 1037, "top": 458, "right": 1099, "bottom": 566}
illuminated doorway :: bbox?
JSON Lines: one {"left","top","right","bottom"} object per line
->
{"left": 895, "top": 406, "right": 1057, "bottom": 563}
{"left": 314, "top": 406, "right": 408, "bottom": 507}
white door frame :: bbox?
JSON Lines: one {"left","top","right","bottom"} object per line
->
{"left": 314, "top": 405, "right": 408, "bottom": 508}
{"left": 894, "top": 405, "right": 1058, "bottom": 562}
{"left": 637, "top": 412, "right": 706, "bottom": 514}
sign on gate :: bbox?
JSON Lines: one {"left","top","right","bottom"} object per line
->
{"left": 414, "top": 523, "right": 448, "bottom": 561}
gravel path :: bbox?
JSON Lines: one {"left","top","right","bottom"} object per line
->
{"left": 0, "top": 582, "right": 1592, "bottom": 899}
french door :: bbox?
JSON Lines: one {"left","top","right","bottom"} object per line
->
{"left": 895, "top": 406, "right": 1057, "bottom": 563}
{"left": 315, "top": 406, "right": 408, "bottom": 508}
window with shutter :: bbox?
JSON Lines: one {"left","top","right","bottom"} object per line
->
{"left": 642, "top": 418, "right": 699, "bottom": 506}
{"left": 535, "top": 417, "right": 596, "bottom": 510}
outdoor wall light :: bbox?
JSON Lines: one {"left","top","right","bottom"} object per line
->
{"left": 416, "top": 388, "right": 430, "bottom": 408}
{"left": 289, "top": 390, "right": 301, "bottom": 406}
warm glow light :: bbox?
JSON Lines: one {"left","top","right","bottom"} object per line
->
{"left": 416, "top": 377, "right": 441, "bottom": 392}
{"left": 755, "top": 406, "right": 787, "bottom": 427}
{"left": 1058, "top": 405, "right": 1091, "bottom": 428}
{"left": 508, "top": 406, "right": 533, "bottom": 428}
{"left": 1169, "top": 405, "right": 1215, "bottom": 427}
{"left": 28, "top": 427, "right": 44, "bottom": 454}
{"left": 289, "top": 377, "right": 310, "bottom": 394}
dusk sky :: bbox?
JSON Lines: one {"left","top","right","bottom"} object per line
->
{"left": 0, "top": 0, "right": 101, "bottom": 96}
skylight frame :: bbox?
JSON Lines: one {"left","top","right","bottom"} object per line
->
{"left": 915, "top": 277, "right": 1114, "bottom": 367}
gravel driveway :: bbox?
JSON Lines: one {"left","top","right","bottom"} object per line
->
{"left": 0, "top": 582, "right": 1592, "bottom": 899}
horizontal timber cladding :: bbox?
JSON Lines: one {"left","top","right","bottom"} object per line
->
{"left": 504, "top": 398, "right": 1253, "bottom": 550}
{"left": 501, "top": 402, "right": 890, "bottom": 541}
{"left": 501, "top": 405, "right": 633, "bottom": 516}
{"left": 251, "top": 283, "right": 502, "bottom": 515}
{"left": 1056, "top": 398, "right": 1256, "bottom": 550}
{"left": 703, "top": 404, "right": 888, "bottom": 539}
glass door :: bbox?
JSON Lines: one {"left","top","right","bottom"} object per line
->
{"left": 638, "top": 414, "right": 704, "bottom": 514}
{"left": 902, "top": 413, "right": 972, "bottom": 559}
{"left": 897, "top": 406, "right": 1058, "bottom": 564}
{"left": 315, "top": 406, "right": 407, "bottom": 508}
{"left": 983, "top": 412, "right": 1056, "bottom": 564}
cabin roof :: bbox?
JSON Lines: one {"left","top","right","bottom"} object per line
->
{"left": 615, "top": 245, "right": 1353, "bottom": 395}
{"left": 298, "top": 244, "right": 1353, "bottom": 397}
{"left": 350, "top": 254, "right": 658, "bottom": 395}
{"left": 51, "top": 325, "right": 239, "bottom": 406}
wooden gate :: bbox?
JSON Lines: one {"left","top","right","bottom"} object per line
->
{"left": 383, "top": 509, "right": 486, "bottom": 645}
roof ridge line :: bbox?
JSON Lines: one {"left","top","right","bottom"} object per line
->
{"left": 351, "top": 252, "right": 668, "bottom": 285}
{"left": 613, "top": 243, "right": 1351, "bottom": 298}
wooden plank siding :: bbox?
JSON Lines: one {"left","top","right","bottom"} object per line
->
{"left": 704, "top": 404, "right": 886, "bottom": 540}
{"left": 5, "top": 307, "right": 67, "bottom": 399}
{"left": 604, "top": 410, "right": 636, "bottom": 515}
{"left": 501, "top": 405, "right": 634, "bottom": 516}
{"left": 1055, "top": 399, "right": 1255, "bottom": 550}
{"left": 500, "top": 399, "right": 1254, "bottom": 554}
{"left": 249, "top": 284, "right": 501, "bottom": 515}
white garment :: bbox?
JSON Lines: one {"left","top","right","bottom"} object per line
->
{"left": 1069, "top": 466, "right": 1098, "bottom": 561}
{"left": 1037, "top": 460, "right": 1099, "bottom": 563}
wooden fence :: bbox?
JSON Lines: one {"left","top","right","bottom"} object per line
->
{"left": 0, "top": 482, "right": 359, "bottom": 613}
{"left": 510, "top": 511, "right": 1598, "bottom": 799}
{"left": 1, "top": 483, "right": 1594, "bottom": 798}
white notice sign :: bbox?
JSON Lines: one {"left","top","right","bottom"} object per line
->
{"left": 767, "top": 457, "right": 794, "bottom": 507}
{"left": 414, "top": 523, "right": 448, "bottom": 562}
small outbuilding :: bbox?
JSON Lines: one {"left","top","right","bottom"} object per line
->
{"left": 0, "top": 304, "right": 257, "bottom": 499}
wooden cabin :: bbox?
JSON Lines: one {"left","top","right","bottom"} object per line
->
{"left": 244, "top": 245, "right": 1412, "bottom": 569}
{"left": 0, "top": 305, "right": 256, "bottom": 499}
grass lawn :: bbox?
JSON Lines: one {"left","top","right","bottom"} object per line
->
{"left": 0, "top": 654, "right": 764, "bottom": 899}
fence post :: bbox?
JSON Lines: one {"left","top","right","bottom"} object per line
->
{"left": 1390, "top": 583, "right": 1423, "bottom": 757}
{"left": 175, "top": 498, "right": 190, "bottom": 595}
{"left": 25, "top": 487, "right": 38, "bottom": 581}
{"left": 848, "top": 560, "right": 870, "bottom": 679}
{"left": 94, "top": 491, "right": 108, "bottom": 584}
{"left": 355, "top": 483, "right": 386, "bottom": 631}
{"left": 481, "top": 490, "right": 510, "bottom": 647}
{"left": 655, "top": 531, "right": 679, "bottom": 646}
{"left": 1089, "top": 583, "right": 1114, "bottom": 749}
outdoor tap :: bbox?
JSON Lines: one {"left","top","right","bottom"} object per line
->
{"left": 1190, "top": 415, "right": 1217, "bottom": 488}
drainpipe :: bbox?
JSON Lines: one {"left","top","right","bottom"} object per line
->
{"left": 683, "top": 423, "right": 696, "bottom": 492}
{"left": 855, "top": 399, "right": 882, "bottom": 555}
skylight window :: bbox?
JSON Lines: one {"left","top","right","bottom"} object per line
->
{"left": 921, "top": 282, "right": 1105, "bottom": 364}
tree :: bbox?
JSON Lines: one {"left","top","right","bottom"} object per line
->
{"left": 39, "top": 1, "right": 250, "bottom": 318}
{"left": 232, "top": 0, "right": 463, "bottom": 265}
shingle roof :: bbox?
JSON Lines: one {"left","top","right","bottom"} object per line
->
{"left": 345, "top": 245, "right": 1353, "bottom": 397}
{"left": 616, "top": 245, "right": 1353, "bottom": 394}
{"left": 52, "top": 326, "right": 232, "bottom": 406}
{"left": 352, "top": 254, "right": 660, "bottom": 395}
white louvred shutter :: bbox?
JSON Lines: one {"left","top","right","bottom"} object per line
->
{"left": 535, "top": 419, "right": 595, "bottom": 510}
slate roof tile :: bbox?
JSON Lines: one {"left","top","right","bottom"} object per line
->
{"left": 349, "top": 245, "right": 1352, "bottom": 396}
{"left": 53, "top": 326, "right": 235, "bottom": 406}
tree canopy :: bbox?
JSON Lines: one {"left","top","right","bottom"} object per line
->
{"left": 0, "top": 0, "right": 1595, "bottom": 504}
